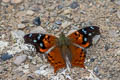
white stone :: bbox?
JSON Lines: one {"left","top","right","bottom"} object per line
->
{"left": 2, "top": 0, "right": 10, "bottom": 3}
{"left": 61, "top": 21, "right": 72, "bottom": 28}
{"left": 117, "top": 10, "right": 120, "bottom": 20}
{"left": 14, "top": 55, "right": 27, "bottom": 65}
{"left": 18, "top": 24, "right": 25, "bottom": 29}
{"left": 11, "top": 30, "right": 25, "bottom": 40}
{"left": 24, "top": 64, "right": 29, "bottom": 69}
{"left": 63, "top": 9, "right": 72, "bottom": 15}
{"left": 0, "top": 41, "right": 9, "bottom": 52}
{"left": 30, "top": 26, "right": 46, "bottom": 33}
{"left": 11, "top": 0, "right": 23, "bottom": 4}
{"left": 26, "top": 10, "right": 34, "bottom": 15}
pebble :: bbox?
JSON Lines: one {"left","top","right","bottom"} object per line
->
{"left": 0, "top": 41, "right": 9, "bottom": 52}
{"left": 18, "top": 24, "right": 25, "bottom": 29}
{"left": 55, "top": 20, "right": 62, "bottom": 25}
{"left": 57, "top": 5, "right": 63, "bottom": 9}
{"left": 104, "top": 44, "right": 110, "bottom": 51}
{"left": 11, "top": 0, "right": 23, "bottom": 4}
{"left": 69, "top": 2, "right": 79, "bottom": 9}
{"left": 33, "top": 17, "right": 41, "bottom": 26}
{"left": 63, "top": 9, "right": 72, "bottom": 15}
{"left": 114, "top": 0, "right": 120, "bottom": 5}
{"left": 93, "top": 66, "right": 99, "bottom": 75}
{"left": 11, "top": 30, "right": 25, "bottom": 39}
{"left": 26, "top": 10, "right": 34, "bottom": 16}
{"left": 90, "top": 58, "right": 95, "bottom": 62}
{"left": 23, "top": 64, "right": 29, "bottom": 69}
{"left": 2, "top": 0, "right": 10, "bottom": 3}
{"left": 51, "top": 24, "right": 59, "bottom": 30}
{"left": 14, "top": 55, "right": 27, "bottom": 65}
{"left": 30, "top": 26, "right": 46, "bottom": 33}
{"left": 117, "top": 10, "right": 120, "bottom": 19}
{"left": 1, "top": 53, "right": 13, "bottom": 61}
{"left": 61, "top": 21, "right": 71, "bottom": 28}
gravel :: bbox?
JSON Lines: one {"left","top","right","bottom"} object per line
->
{"left": 0, "top": 0, "right": 120, "bottom": 80}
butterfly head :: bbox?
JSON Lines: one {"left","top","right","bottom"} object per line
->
{"left": 57, "top": 32, "right": 71, "bottom": 47}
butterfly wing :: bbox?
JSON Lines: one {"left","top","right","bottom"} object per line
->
{"left": 70, "top": 45, "right": 85, "bottom": 68}
{"left": 47, "top": 47, "right": 66, "bottom": 73}
{"left": 68, "top": 26, "right": 100, "bottom": 68}
{"left": 24, "top": 33, "right": 57, "bottom": 53}
{"left": 68, "top": 26, "right": 100, "bottom": 48}
{"left": 24, "top": 33, "right": 65, "bottom": 72}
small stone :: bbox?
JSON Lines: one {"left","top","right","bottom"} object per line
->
{"left": 18, "top": 24, "right": 25, "bottom": 29}
{"left": 104, "top": 44, "right": 110, "bottom": 51}
{"left": 63, "top": 9, "right": 72, "bottom": 15}
{"left": 1, "top": 53, "right": 13, "bottom": 61}
{"left": 116, "top": 50, "right": 120, "bottom": 56}
{"left": 24, "top": 64, "right": 29, "bottom": 69}
{"left": 30, "top": 26, "right": 46, "bottom": 33}
{"left": 55, "top": 20, "right": 62, "bottom": 25}
{"left": 114, "top": 0, "right": 120, "bottom": 5}
{"left": 26, "top": 10, "right": 34, "bottom": 16}
{"left": 51, "top": 24, "right": 59, "bottom": 30}
{"left": 14, "top": 55, "right": 27, "bottom": 65}
{"left": 11, "top": 0, "right": 23, "bottom": 4}
{"left": 2, "top": 0, "right": 10, "bottom": 3}
{"left": 90, "top": 58, "right": 95, "bottom": 62}
{"left": 61, "top": 21, "right": 71, "bottom": 28}
{"left": 0, "top": 41, "right": 9, "bottom": 52}
{"left": 33, "top": 17, "right": 41, "bottom": 26}
{"left": 69, "top": 2, "right": 79, "bottom": 9}
{"left": 74, "top": 17, "right": 80, "bottom": 23}
{"left": 117, "top": 10, "right": 120, "bottom": 20}
{"left": 93, "top": 66, "right": 99, "bottom": 74}
{"left": 11, "top": 30, "right": 25, "bottom": 39}
{"left": 57, "top": 5, "right": 63, "bottom": 9}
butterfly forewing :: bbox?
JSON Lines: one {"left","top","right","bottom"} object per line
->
{"left": 68, "top": 26, "right": 100, "bottom": 48}
{"left": 24, "top": 33, "right": 57, "bottom": 53}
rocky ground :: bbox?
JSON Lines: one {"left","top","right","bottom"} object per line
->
{"left": 0, "top": 0, "right": 120, "bottom": 80}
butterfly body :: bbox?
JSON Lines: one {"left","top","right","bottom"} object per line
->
{"left": 24, "top": 26, "right": 100, "bottom": 73}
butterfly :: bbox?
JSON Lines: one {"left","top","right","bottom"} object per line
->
{"left": 24, "top": 26, "right": 100, "bottom": 73}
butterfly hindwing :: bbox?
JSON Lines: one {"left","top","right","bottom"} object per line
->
{"left": 68, "top": 26, "right": 100, "bottom": 48}
{"left": 24, "top": 33, "right": 57, "bottom": 53}
{"left": 70, "top": 45, "right": 85, "bottom": 68}
{"left": 47, "top": 47, "right": 66, "bottom": 73}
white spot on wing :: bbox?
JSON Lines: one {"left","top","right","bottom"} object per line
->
{"left": 88, "top": 33, "right": 92, "bottom": 36}
{"left": 90, "top": 26, "right": 94, "bottom": 30}
{"left": 37, "top": 34, "right": 41, "bottom": 40}
{"left": 29, "top": 34, "right": 32, "bottom": 37}
{"left": 33, "top": 40, "right": 37, "bottom": 43}
{"left": 40, "top": 43, "right": 43, "bottom": 47}
{"left": 84, "top": 37, "right": 87, "bottom": 42}
{"left": 82, "top": 29, "right": 87, "bottom": 34}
